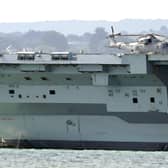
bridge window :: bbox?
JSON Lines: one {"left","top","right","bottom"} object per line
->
{"left": 17, "top": 53, "right": 35, "bottom": 60}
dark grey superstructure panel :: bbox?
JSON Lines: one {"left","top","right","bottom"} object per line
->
{"left": 109, "top": 74, "right": 164, "bottom": 86}
{"left": 0, "top": 103, "right": 168, "bottom": 123}
{"left": 153, "top": 65, "right": 168, "bottom": 87}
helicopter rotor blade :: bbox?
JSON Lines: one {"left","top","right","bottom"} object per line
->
{"left": 114, "top": 34, "right": 143, "bottom": 37}
{"left": 109, "top": 26, "right": 116, "bottom": 42}
{"left": 111, "top": 26, "right": 114, "bottom": 35}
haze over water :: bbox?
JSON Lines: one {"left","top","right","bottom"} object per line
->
{"left": 0, "top": 149, "right": 167, "bottom": 168}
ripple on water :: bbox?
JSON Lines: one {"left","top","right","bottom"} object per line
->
{"left": 0, "top": 149, "right": 167, "bottom": 168}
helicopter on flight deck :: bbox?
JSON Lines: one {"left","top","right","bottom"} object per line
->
{"left": 108, "top": 26, "right": 168, "bottom": 54}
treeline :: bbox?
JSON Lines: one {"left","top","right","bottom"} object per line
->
{"left": 0, "top": 31, "right": 68, "bottom": 52}
{"left": 0, "top": 25, "right": 168, "bottom": 53}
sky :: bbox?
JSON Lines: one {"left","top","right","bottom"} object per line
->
{"left": 0, "top": 0, "right": 168, "bottom": 22}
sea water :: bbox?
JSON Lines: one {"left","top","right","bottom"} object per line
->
{"left": 0, "top": 149, "right": 167, "bottom": 168}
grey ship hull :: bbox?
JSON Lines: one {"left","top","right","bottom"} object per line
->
{"left": 1, "top": 103, "right": 168, "bottom": 150}
{"left": 0, "top": 53, "right": 168, "bottom": 150}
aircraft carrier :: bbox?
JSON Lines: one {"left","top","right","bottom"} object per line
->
{"left": 0, "top": 50, "right": 168, "bottom": 150}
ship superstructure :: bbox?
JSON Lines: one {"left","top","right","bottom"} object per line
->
{"left": 0, "top": 51, "right": 168, "bottom": 150}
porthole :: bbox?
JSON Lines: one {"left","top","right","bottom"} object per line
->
{"left": 43, "top": 94, "right": 46, "bottom": 99}
{"left": 49, "top": 90, "right": 56, "bottom": 95}
{"left": 24, "top": 77, "right": 32, "bottom": 80}
{"left": 9, "top": 90, "right": 15, "bottom": 94}
{"left": 65, "top": 77, "right": 72, "bottom": 81}
{"left": 41, "top": 77, "right": 48, "bottom": 80}
{"left": 132, "top": 97, "right": 138, "bottom": 103}
{"left": 18, "top": 94, "right": 22, "bottom": 98}
{"left": 150, "top": 97, "right": 155, "bottom": 103}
